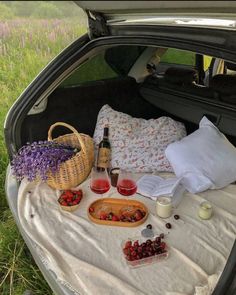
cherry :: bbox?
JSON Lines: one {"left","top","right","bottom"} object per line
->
{"left": 174, "top": 214, "right": 180, "bottom": 220}
{"left": 160, "top": 242, "right": 166, "bottom": 249}
{"left": 125, "top": 241, "right": 132, "bottom": 248}
{"left": 165, "top": 223, "right": 172, "bottom": 229}
{"left": 146, "top": 239, "right": 152, "bottom": 245}
{"left": 131, "top": 250, "right": 137, "bottom": 257}
{"left": 155, "top": 237, "right": 161, "bottom": 244}
{"left": 137, "top": 246, "right": 143, "bottom": 253}
{"left": 133, "top": 240, "right": 139, "bottom": 247}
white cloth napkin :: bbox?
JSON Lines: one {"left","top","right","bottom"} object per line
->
{"left": 17, "top": 173, "right": 236, "bottom": 295}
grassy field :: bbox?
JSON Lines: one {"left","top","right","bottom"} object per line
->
{"left": 0, "top": 17, "right": 85, "bottom": 295}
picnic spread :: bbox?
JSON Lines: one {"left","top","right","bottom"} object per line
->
{"left": 17, "top": 172, "right": 236, "bottom": 295}
{"left": 13, "top": 105, "right": 236, "bottom": 295}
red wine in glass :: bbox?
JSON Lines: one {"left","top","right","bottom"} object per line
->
{"left": 91, "top": 178, "right": 110, "bottom": 194}
{"left": 117, "top": 177, "right": 137, "bottom": 196}
{"left": 90, "top": 167, "right": 110, "bottom": 195}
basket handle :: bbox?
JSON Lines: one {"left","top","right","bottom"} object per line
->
{"left": 48, "top": 122, "right": 87, "bottom": 154}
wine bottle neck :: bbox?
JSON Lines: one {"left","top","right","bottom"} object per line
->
{"left": 103, "top": 127, "right": 109, "bottom": 139}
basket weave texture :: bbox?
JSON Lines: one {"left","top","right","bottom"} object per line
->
{"left": 46, "top": 122, "right": 94, "bottom": 190}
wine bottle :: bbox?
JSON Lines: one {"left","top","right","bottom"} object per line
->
{"left": 97, "top": 125, "right": 111, "bottom": 170}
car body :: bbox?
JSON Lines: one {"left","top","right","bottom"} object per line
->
{"left": 4, "top": 1, "right": 236, "bottom": 294}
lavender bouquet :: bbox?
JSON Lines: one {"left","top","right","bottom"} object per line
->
{"left": 11, "top": 141, "right": 79, "bottom": 182}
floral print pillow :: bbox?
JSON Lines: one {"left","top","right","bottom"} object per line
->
{"left": 93, "top": 105, "right": 186, "bottom": 172}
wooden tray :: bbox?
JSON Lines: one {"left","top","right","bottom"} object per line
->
{"left": 88, "top": 198, "right": 148, "bottom": 227}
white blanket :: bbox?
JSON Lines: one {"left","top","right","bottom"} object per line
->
{"left": 18, "top": 173, "right": 236, "bottom": 295}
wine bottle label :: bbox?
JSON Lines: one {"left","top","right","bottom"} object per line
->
{"left": 97, "top": 147, "right": 110, "bottom": 168}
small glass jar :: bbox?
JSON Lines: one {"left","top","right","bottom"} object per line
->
{"left": 109, "top": 168, "right": 120, "bottom": 187}
{"left": 198, "top": 201, "right": 213, "bottom": 220}
{"left": 156, "top": 196, "right": 172, "bottom": 218}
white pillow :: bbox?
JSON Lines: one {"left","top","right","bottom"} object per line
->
{"left": 165, "top": 116, "right": 236, "bottom": 193}
{"left": 93, "top": 104, "right": 186, "bottom": 172}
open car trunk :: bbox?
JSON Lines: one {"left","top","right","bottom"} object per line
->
{"left": 12, "top": 68, "right": 236, "bottom": 295}
{"left": 21, "top": 76, "right": 196, "bottom": 144}
{"left": 4, "top": 4, "right": 236, "bottom": 293}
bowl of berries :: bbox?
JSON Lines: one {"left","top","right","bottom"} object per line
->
{"left": 88, "top": 198, "right": 148, "bottom": 226}
{"left": 122, "top": 233, "right": 169, "bottom": 268}
{"left": 58, "top": 189, "right": 83, "bottom": 212}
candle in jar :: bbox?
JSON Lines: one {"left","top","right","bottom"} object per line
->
{"left": 198, "top": 201, "right": 213, "bottom": 220}
{"left": 156, "top": 196, "right": 172, "bottom": 218}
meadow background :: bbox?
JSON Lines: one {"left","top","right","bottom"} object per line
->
{"left": 0, "top": 1, "right": 86, "bottom": 294}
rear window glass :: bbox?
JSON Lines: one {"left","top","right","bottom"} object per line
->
{"left": 60, "top": 45, "right": 146, "bottom": 87}
{"left": 161, "top": 48, "right": 196, "bottom": 66}
{"left": 60, "top": 53, "right": 117, "bottom": 87}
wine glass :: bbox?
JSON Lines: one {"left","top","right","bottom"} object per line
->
{"left": 117, "top": 170, "right": 137, "bottom": 197}
{"left": 90, "top": 167, "right": 110, "bottom": 195}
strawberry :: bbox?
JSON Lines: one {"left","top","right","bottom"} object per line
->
{"left": 64, "top": 190, "right": 74, "bottom": 198}
{"left": 74, "top": 190, "right": 82, "bottom": 196}
{"left": 134, "top": 210, "right": 143, "bottom": 221}
{"left": 89, "top": 207, "right": 94, "bottom": 213}
{"left": 112, "top": 215, "right": 120, "bottom": 221}
{"left": 72, "top": 201, "right": 77, "bottom": 205}
{"left": 100, "top": 213, "right": 107, "bottom": 220}
{"left": 60, "top": 194, "right": 67, "bottom": 200}
{"left": 61, "top": 201, "right": 67, "bottom": 206}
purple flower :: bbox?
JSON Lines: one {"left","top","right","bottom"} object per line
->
{"left": 11, "top": 141, "right": 79, "bottom": 182}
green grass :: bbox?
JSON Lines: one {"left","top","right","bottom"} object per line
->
{"left": 161, "top": 48, "right": 196, "bottom": 65}
{"left": 0, "top": 17, "right": 86, "bottom": 295}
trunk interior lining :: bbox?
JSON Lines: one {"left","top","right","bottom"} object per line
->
{"left": 21, "top": 75, "right": 236, "bottom": 146}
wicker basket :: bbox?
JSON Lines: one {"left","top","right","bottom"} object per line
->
{"left": 46, "top": 122, "right": 94, "bottom": 190}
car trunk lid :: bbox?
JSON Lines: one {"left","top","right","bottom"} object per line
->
{"left": 75, "top": 1, "right": 236, "bottom": 38}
